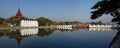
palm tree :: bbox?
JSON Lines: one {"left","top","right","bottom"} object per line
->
{"left": 91, "top": 0, "right": 120, "bottom": 24}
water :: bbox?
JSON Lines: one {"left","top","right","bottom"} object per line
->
{"left": 0, "top": 28, "right": 119, "bottom": 48}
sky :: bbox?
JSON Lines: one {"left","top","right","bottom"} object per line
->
{"left": 0, "top": 0, "right": 113, "bottom": 23}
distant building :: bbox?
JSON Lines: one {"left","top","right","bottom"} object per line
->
{"left": 10, "top": 8, "right": 26, "bottom": 20}
{"left": 0, "top": 22, "right": 11, "bottom": 27}
{"left": 72, "top": 22, "right": 89, "bottom": 28}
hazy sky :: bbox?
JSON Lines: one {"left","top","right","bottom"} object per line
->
{"left": 0, "top": 0, "right": 113, "bottom": 23}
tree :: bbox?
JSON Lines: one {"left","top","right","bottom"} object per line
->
{"left": 97, "top": 21, "right": 103, "bottom": 25}
{"left": 36, "top": 17, "right": 53, "bottom": 26}
{"left": 90, "top": 21, "right": 103, "bottom": 25}
{"left": 0, "top": 17, "right": 4, "bottom": 24}
{"left": 5, "top": 18, "right": 12, "bottom": 23}
{"left": 5, "top": 17, "right": 28, "bottom": 26}
{"left": 91, "top": 0, "right": 120, "bottom": 24}
{"left": 37, "top": 29, "right": 54, "bottom": 37}
{"left": 12, "top": 18, "right": 22, "bottom": 26}
{"left": 59, "top": 21, "right": 73, "bottom": 25}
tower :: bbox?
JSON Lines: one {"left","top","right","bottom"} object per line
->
{"left": 16, "top": 8, "right": 23, "bottom": 16}
{"left": 10, "top": 8, "right": 26, "bottom": 20}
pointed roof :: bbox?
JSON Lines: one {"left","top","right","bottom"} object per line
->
{"left": 16, "top": 38, "right": 22, "bottom": 48}
{"left": 16, "top": 8, "right": 22, "bottom": 16}
{"left": 10, "top": 8, "right": 26, "bottom": 19}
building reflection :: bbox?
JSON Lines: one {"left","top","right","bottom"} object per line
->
{"left": 0, "top": 28, "right": 55, "bottom": 48}
{"left": 89, "top": 28, "right": 112, "bottom": 31}
{"left": 0, "top": 28, "right": 56, "bottom": 37}
{"left": 20, "top": 28, "right": 38, "bottom": 36}
{"left": 0, "top": 28, "right": 120, "bottom": 48}
{"left": 2, "top": 29, "right": 23, "bottom": 48}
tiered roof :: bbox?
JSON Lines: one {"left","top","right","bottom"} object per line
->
{"left": 10, "top": 8, "right": 26, "bottom": 19}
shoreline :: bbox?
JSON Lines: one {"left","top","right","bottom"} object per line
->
{"left": 0, "top": 26, "right": 120, "bottom": 30}
{"left": 0, "top": 26, "right": 54, "bottom": 30}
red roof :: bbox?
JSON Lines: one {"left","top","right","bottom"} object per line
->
{"left": 10, "top": 8, "right": 26, "bottom": 19}
{"left": 16, "top": 8, "right": 22, "bottom": 16}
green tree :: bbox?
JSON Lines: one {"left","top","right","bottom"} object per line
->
{"left": 5, "top": 18, "right": 12, "bottom": 23}
{"left": 37, "top": 29, "right": 54, "bottom": 37}
{"left": 59, "top": 22, "right": 73, "bottom": 25}
{"left": 97, "top": 21, "right": 103, "bottom": 25}
{"left": 59, "top": 22, "right": 66, "bottom": 25}
{"left": 36, "top": 17, "right": 53, "bottom": 26}
{"left": 0, "top": 17, "right": 4, "bottom": 24}
{"left": 12, "top": 18, "right": 22, "bottom": 26}
{"left": 91, "top": 0, "right": 120, "bottom": 24}
{"left": 5, "top": 18, "right": 28, "bottom": 26}
{"left": 90, "top": 21, "right": 103, "bottom": 25}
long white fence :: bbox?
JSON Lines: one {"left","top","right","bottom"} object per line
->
{"left": 89, "top": 24, "right": 117, "bottom": 28}
{"left": 56, "top": 25, "right": 72, "bottom": 29}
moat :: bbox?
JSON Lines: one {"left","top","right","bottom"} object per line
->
{"left": 0, "top": 28, "right": 119, "bottom": 48}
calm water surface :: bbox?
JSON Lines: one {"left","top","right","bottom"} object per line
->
{"left": 0, "top": 28, "right": 119, "bottom": 48}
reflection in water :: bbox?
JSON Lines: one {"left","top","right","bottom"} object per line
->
{"left": 0, "top": 29, "right": 10, "bottom": 37}
{"left": 20, "top": 28, "right": 38, "bottom": 36}
{"left": 0, "top": 28, "right": 119, "bottom": 48}
{"left": 0, "top": 28, "right": 55, "bottom": 48}
{"left": 37, "top": 28, "right": 54, "bottom": 37}
{"left": 109, "top": 29, "right": 120, "bottom": 48}
{"left": 56, "top": 27, "right": 72, "bottom": 30}
{"left": 2, "top": 29, "right": 23, "bottom": 48}
{"left": 89, "top": 28, "right": 112, "bottom": 31}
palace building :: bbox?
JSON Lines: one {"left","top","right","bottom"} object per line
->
{"left": 10, "top": 8, "right": 26, "bottom": 20}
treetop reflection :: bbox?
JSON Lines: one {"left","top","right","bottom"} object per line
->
{"left": 0, "top": 28, "right": 119, "bottom": 48}
{"left": 0, "top": 28, "right": 115, "bottom": 38}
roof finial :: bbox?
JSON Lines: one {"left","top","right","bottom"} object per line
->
{"left": 16, "top": 7, "right": 22, "bottom": 16}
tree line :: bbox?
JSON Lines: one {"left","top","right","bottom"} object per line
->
{"left": 0, "top": 16, "right": 105, "bottom": 26}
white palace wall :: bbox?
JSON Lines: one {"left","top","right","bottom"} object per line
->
{"left": 20, "top": 28, "right": 38, "bottom": 36}
{"left": 20, "top": 20, "right": 38, "bottom": 27}
{"left": 56, "top": 25, "right": 72, "bottom": 29}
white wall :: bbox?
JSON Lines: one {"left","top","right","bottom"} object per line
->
{"left": 20, "top": 20, "right": 38, "bottom": 27}
{"left": 89, "top": 24, "right": 113, "bottom": 28}
{"left": 56, "top": 25, "right": 72, "bottom": 29}
{"left": 20, "top": 28, "right": 38, "bottom": 36}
